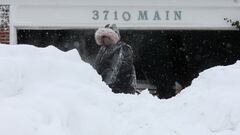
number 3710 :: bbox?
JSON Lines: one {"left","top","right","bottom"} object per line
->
{"left": 92, "top": 10, "right": 131, "bottom": 21}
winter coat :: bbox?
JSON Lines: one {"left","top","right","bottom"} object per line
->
{"left": 94, "top": 41, "right": 136, "bottom": 94}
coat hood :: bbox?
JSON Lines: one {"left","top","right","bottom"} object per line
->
{"left": 95, "top": 24, "right": 120, "bottom": 45}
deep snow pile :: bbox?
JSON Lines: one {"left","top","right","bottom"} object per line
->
{"left": 0, "top": 44, "right": 240, "bottom": 135}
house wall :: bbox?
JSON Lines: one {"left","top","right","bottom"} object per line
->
{"left": 2, "top": 0, "right": 240, "bottom": 44}
{"left": 0, "top": 4, "right": 9, "bottom": 44}
{"left": 0, "top": 28, "right": 9, "bottom": 44}
{"left": 12, "top": 0, "right": 240, "bottom": 29}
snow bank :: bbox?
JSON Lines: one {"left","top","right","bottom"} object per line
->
{"left": 0, "top": 44, "right": 240, "bottom": 135}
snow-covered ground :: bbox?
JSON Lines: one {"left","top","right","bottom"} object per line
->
{"left": 0, "top": 44, "right": 240, "bottom": 135}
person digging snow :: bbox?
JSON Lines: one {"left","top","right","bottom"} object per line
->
{"left": 94, "top": 24, "right": 137, "bottom": 94}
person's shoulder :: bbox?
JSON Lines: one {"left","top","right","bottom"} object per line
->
{"left": 98, "top": 45, "right": 106, "bottom": 51}
{"left": 118, "top": 42, "right": 133, "bottom": 56}
{"left": 119, "top": 41, "right": 132, "bottom": 50}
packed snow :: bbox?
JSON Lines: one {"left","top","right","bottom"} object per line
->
{"left": 0, "top": 44, "right": 240, "bottom": 135}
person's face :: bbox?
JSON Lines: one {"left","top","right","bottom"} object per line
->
{"left": 102, "top": 36, "right": 112, "bottom": 46}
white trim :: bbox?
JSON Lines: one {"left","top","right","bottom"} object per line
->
{"left": 10, "top": 26, "right": 17, "bottom": 44}
{"left": 11, "top": 0, "right": 240, "bottom": 7}
{"left": 11, "top": 0, "right": 240, "bottom": 32}
{"left": 9, "top": 4, "right": 17, "bottom": 44}
{"left": 15, "top": 26, "right": 238, "bottom": 31}
{"left": 13, "top": 5, "right": 240, "bottom": 30}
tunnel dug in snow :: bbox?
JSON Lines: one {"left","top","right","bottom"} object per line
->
{"left": 17, "top": 30, "right": 240, "bottom": 99}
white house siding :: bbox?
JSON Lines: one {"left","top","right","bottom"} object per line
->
{"left": 4, "top": 0, "right": 240, "bottom": 43}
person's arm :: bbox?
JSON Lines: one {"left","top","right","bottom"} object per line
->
{"left": 94, "top": 46, "right": 105, "bottom": 72}
{"left": 120, "top": 45, "right": 137, "bottom": 90}
{"left": 119, "top": 45, "right": 134, "bottom": 73}
{"left": 108, "top": 44, "right": 135, "bottom": 84}
{"left": 105, "top": 48, "right": 123, "bottom": 85}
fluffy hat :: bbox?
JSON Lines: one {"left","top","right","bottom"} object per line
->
{"left": 95, "top": 24, "right": 120, "bottom": 45}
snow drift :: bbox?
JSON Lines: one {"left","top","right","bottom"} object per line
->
{"left": 0, "top": 44, "right": 240, "bottom": 135}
